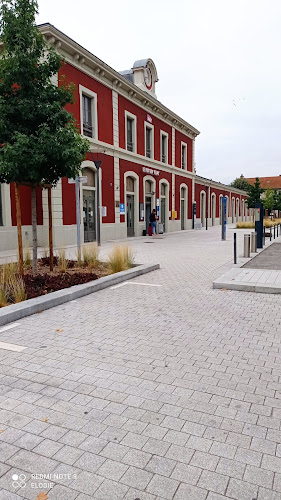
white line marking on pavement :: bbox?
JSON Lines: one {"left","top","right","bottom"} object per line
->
{"left": 110, "top": 281, "right": 162, "bottom": 290}
{"left": 0, "top": 342, "right": 27, "bottom": 352}
{"left": 0, "top": 323, "right": 21, "bottom": 333}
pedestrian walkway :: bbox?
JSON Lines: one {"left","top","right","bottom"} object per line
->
{"left": 0, "top": 225, "right": 281, "bottom": 500}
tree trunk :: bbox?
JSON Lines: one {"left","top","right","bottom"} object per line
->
{"left": 15, "top": 183, "right": 24, "bottom": 276}
{"left": 31, "top": 186, "right": 38, "bottom": 274}
{"left": 48, "top": 187, "right": 54, "bottom": 272}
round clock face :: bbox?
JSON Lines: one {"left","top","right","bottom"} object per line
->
{"left": 144, "top": 67, "right": 153, "bottom": 90}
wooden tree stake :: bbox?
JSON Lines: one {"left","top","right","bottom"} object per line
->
{"left": 48, "top": 187, "right": 54, "bottom": 272}
{"left": 15, "top": 183, "right": 24, "bottom": 276}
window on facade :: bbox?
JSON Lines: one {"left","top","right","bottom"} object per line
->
{"left": 181, "top": 144, "right": 187, "bottom": 169}
{"left": 83, "top": 167, "right": 95, "bottom": 187}
{"left": 145, "top": 180, "right": 152, "bottom": 194}
{"left": 146, "top": 127, "right": 152, "bottom": 158}
{"left": 127, "top": 117, "right": 134, "bottom": 152}
{"left": 126, "top": 177, "right": 134, "bottom": 192}
{"left": 161, "top": 134, "right": 167, "bottom": 163}
{"left": 0, "top": 186, "right": 3, "bottom": 226}
{"left": 82, "top": 95, "right": 93, "bottom": 137}
{"left": 161, "top": 184, "right": 166, "bottom": 196}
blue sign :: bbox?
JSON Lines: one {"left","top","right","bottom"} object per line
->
{"left": 222, "top": 196, "right": 227, "bottom": 240}
{"left": 120, "top": 203, "right": 125, "bottom": 215}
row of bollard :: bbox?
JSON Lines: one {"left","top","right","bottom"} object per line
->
{"left": 238, "top": 223, "right": 281, "bottom": 262}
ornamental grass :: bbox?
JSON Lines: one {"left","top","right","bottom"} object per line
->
{"left": 107, "top": 245, "right": 134, "bottom": 274}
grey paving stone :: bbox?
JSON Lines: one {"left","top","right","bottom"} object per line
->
{"left": 97, "top": 458, "right": 129, "bottom": 481}
{"left": 216, "top": 457, "right": 245, "bottom": 479}
{"left": 190, "top": 451, "right": 219, "bottom": 471}
{"left": 171, "top": 462, "right": 202, "bottom": 485}
{"left": 53, "top": 445, "right": 84, "bottom": 465}
{"left": 146, "top": 474, "right": 180, "bottom": 499}
{"left": 94, "top": 478, "right": 129, "bottom": 500}
{"left": 226, "top": 478, "right": 258, "bottom": 500}
{"left": 74, "top": 451, "right": 106, "bottom": 473}
{"left": 79, "top": 436, "right": 107, "bottom": 454}
{"left": 165, "top": 444, "right": 194, "bottom": 464}
{"left": 33, "top": 438, "right": 64, "bottom": 458}
{"left": 145, "top": 455, "right": 176, "bottom": 477}
{"left": 244, "top": 464, "right": 274, "bottom": 489}
{"left": 143, "top": 438, "right": 171, "bottom": 457}
{"left": 0, "top": 442, "right": 19, "bottom": 461}
{"left": 174, "top": 483, "right": 208, "bottom": 500}
{"left": 198, "top": 469, "right": 229, "bottom": 495}
{"left": 46, "top": 484, "right": 79, "bottom": 500}
{"left": 121, "top": 465, "right": 153, "bottom": 489}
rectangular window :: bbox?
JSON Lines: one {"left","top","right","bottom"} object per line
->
{"left": 127, "top": 117, "right": 134, "bottom": 152}
{"left": 181, "top": 143, "right": 187, "bottom": 169}
{"left": 0, "top": 186, "right": 2, "bottom": 226}
{"left": 82, "top": 95, "right": 93, "bottom": 138}
{"left": 161, "top": 132, "right": 168, "bottom": 163}
{"left": 146, "top": 127, "right": 151, "bottom": 158}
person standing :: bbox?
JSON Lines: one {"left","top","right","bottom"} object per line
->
{"left": 149, "top": 209, "right": 158, "bottom": 235}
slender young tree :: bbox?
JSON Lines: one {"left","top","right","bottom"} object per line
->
{"left": 263, "top": 188, "right": 275, "bottom": 215}
{"left": 230, "top": 175, "right": 250, "bottom": 192}
{"left": 0, "top": 0, "right": 89, "bottom": 273}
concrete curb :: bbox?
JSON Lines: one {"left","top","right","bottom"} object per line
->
{"left": 0, "top": 263, "right": 160, "bottom": 326}
{"left": 213, "top": 280, "right": 281, "bottom": 294}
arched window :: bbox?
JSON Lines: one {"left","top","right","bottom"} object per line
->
{"left": 82, "top": 167, "right": 95, "bottom": 187}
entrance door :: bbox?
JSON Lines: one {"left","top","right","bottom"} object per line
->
{"left": 160, "top": 198, "right": 166, "bottom": 231}
{"left": 83, "top": 190, "right": 96, "bottom": 242}
{"left": 127, "top": 194, "right": 134, "bottom": 237}
{"left": 181, "top": 199, "right": 185, "bottom": 230}
{"left": 145, "top": 196, "right": 152, "bottom": 233}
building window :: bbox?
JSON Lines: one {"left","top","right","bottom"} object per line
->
{"left": 126, "top": 176, "right": 134, "bottom": 192}
{"left": 181, "top": 143, "right": 187, "bottom": 169}
{"left": 82, "top": 95, "right": 93, "bottom": 138}
{"left": 0, "top": 186, "right": 3, "bottom": 226}
{"left": 144, "top": 123, "right": 154, "bottom": 159}
{"left": 161, "top": 132, "right": 168, "bottom": 163}
{"left": 127, "top": 117, "right": 134, "bottom": 152}
{"left": 82, "top": 167, "right": 95, "bottom": 187}
{"left": 146, "top": 127, "right": 152, "bottom": 158}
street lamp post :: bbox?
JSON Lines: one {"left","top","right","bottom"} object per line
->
{"left": 89, "top": 150, "right": 105, "bottom": 247}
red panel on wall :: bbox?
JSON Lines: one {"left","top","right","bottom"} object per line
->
{"left": 118, "top": 95, "right": 172, "bottom": 164}
{"left": 58, "top": 63, "right": 114, "bottom": 145}
{"left": 62, "top": 178, "right": 76, "bottom": 225}
{"left": 10, "top": 184, "right": 43, "bottom": 226}
{"left": 175, "top": 130, "right": 193, "bottom": 171}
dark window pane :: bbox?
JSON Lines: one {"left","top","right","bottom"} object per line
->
{"left": 162, "top": 135, "right": 166, "bottom": 163}
{"left": 146, "top": 127, "right": 151, "bottom": 158}
{"left": 83, "top": 95, "right": 93, "bottom": 137}
{"left": 127, "top": 118, "right": 134, "bottom": 151}
{"left": 182, "top": 145, "right": 186, "bottom": 169}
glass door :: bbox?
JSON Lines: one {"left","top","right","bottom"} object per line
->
{"left": 83, "top": 190, "right": 96, "bottom": 242}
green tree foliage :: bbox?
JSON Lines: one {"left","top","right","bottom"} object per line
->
{"left": 274, "top": 190, "right": 281, "bottom": 213}
{"left": 263, "top": 188, "right": 275, "bottom": 212}
{"left": 246, "top": 177, "right": 264, "bottom": 208}
{"left": 230, "top": 175, "right": 250, "bottom": 192}
{"left": 0, "top": 0, "right": 89, "bottom": 271}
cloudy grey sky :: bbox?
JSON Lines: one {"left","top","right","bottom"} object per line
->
{"left": 37, "top": 0, "right": 281, "bottom": 185}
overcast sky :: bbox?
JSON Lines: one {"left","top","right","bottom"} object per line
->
{"left": 37, "top": 0, "right": 281, "bottom": 185}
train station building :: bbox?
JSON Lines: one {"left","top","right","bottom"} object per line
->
{"left": 0, "top": 24, "right": 250, "bottom": 252}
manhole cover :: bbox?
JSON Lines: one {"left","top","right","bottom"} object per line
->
{"left": 144, "top": 241, "right": 154, "bottom": 244}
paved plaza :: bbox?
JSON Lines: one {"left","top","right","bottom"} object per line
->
{"left": 1, "top": 225, "right": 281, "bottom": 500}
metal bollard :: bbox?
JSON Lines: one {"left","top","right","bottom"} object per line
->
{"left": 263, "top": 225, "right": 266, "bottom": 246}
{"left": 251, "top": 232, "right": 257, "bottom": 253}
{"left": 274, "top": 225, "right": 276, "bottom": 239}
{"left": 244, "top": 234, "right": 251, "bottom": 258}
{"left": 277, "top": 224, "right": 279, "bottom": 238}
{"left": 234, "top": 232, "right": 237, "bottom": 264}
{"left": 270, "top": 226, "right": 272, "bottom": 241}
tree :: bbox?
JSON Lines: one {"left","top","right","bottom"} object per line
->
{"left": 246, "top": 177, "right": 264, "bottom": 209}
{"left": 230, "top": 175, "right": 250, "bottom": 192}
{"left": 263, "top": 188, "right": 274, "bottom": 214}
{"left": 0, "top": 0, "right": 89, "bottom": 273}
{"left": 274, "top": 190, "right": 281, "bottom": 215}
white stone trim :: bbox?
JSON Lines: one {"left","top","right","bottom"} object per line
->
{"left": 144, "top": 121, "right": 154, "bottom": 160}
{"left": 125, "top": 110, "right": 137, "bottom": 154}
{"left": 112, "top": 90, "right": 119, "bottom": 147}
{"left": 200, "top": 190, "right": 206, "bottom": 226}
{"left": 211, "top": 192, "right": 216, "bottom": 225}
{"left": 159, "top": 179, "right": 170, "bottom": 229}
{"left": 79, "top": 85, "right": 98, "bottom": 139}
{"left": 0, "top": 184, "right": 12, "bottom": 227}
{"left": 172, "top": 172, "right": 175, "bottom": 211}
{"left": 124, "top": 171, "right": 139, "bottom": 237}
{"left": 180, "top": 183, "right": 188, "bottom": 230}
{"left": 172, "top": 127, "right": 175, "bottom": 167}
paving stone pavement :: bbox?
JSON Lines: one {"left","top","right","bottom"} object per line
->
{"left": 1, "top": 225, "right": 281, "bottom": 500}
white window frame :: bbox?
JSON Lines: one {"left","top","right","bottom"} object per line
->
{"left": 79, "top": 85, "right": 98, "bottom": 140}
{"left": 160, "top": 130, "right": 169, "bottom": 164}
{"left": 181, "top": 141, "right": 187, "bottom": 170}
{"left": 144, "top": 121, "right": 154, "bottom": 159}
{"left": 125, "top": 111, "right": 137, "bottom": 153}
